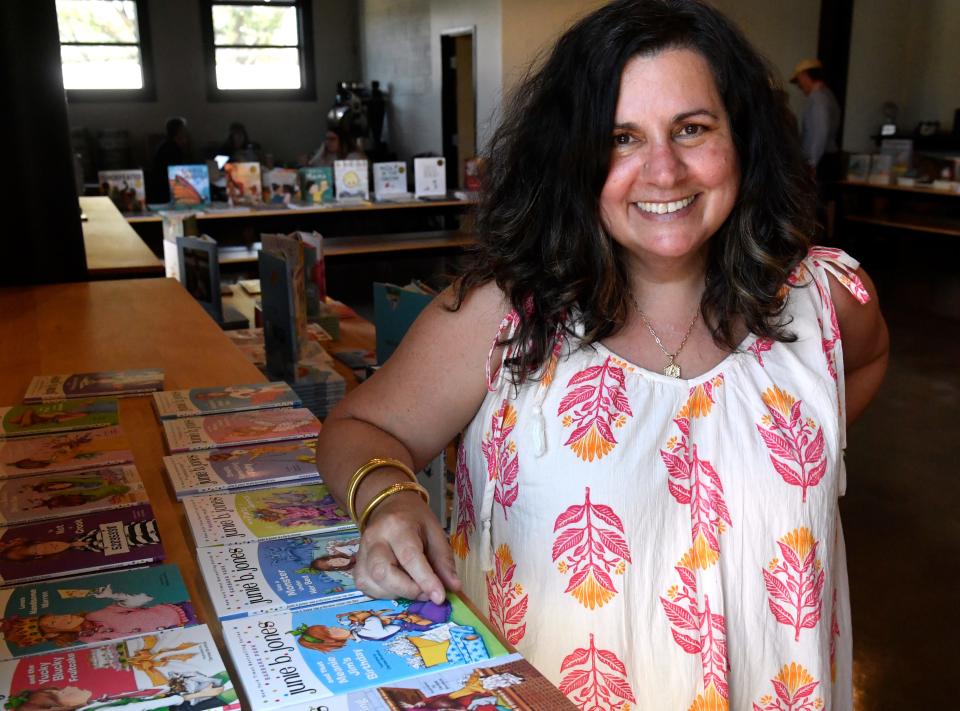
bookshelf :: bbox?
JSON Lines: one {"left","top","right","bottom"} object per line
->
{"left": 836, "top": 180, "right": 960, "bottom": 239}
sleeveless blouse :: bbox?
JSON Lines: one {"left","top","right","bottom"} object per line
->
{"left": 451, "top": 248, "right": 870, "bottom": 710}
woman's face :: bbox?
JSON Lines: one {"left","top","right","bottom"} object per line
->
{"left": 599, "top": 48, "right": 739, "bottom": 269}
{"left": 41, "top": 613, "right": 85, "bottom": 632}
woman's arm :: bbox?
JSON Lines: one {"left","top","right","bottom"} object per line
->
{"left": 316, "top": 281, "right": 510, "bottom": 604}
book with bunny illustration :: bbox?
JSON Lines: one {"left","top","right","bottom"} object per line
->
{"left": 0, "top": 426, "right": 134, "bottom": 479}
{"left": 197, "top": 530, "right": 365, "bottom": 621}
{"left": 24, "top": 369, "right": 164, "bottom": 403}
{"left": 153, "top": 381, "right": 301, "bottom": 419}
{"left": 222, "top": 593, "right": 507, "bottom": 709}
{"left": 183, "top": 482, "right": 354, "bottom": 548}
{"left": 0, "top": 624, "right": 239, "bottom": 711}
{"left": 0, "top": 563, "right": 195, "bottom": 660}
{"left": 0, "top": 398, "right": 119, "bottom": 439}
{"left": 0, "top": 465, "right": 148, "bottom": 526}
{"left": 161, "top": 407, "right": 321, "bottom": 453}
{"left": 163, "top": 439, "right": 320, "bottom": 500}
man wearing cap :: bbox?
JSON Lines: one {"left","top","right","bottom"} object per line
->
{"left": 791, "top": 58, "right": 842, "bottom": 182}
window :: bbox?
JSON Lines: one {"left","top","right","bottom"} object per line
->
{"left": 56, "top": 0, "right": 154, "bottom": 100}
{"left": 201, "top": 0, "right": 315, "bottom": 101}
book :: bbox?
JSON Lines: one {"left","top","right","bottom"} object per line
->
{"left": 0, "top": 426, "right": 134, "bottom": 479}
{"left": 24, "top": 369, "right": 164, "bottom": 403}
{"left": 162, "top": 408, "right": 320, "bottom": 453}
{"left": 0, "top": 398, "right": 119, "bottom": 439}
{"left": 868, "top": 153, "right": 893, "bottom": 185}
{"left": 880, "top": 138, "right": 913, "bottom": 176}
{"left": 260, "top": 249, "right": 300, "bottom": 381}
{"left": 163, "top": 438, "right": 319, "bottom": 499}
{"left": 263, "top": 167, "right": 302, "bottom": 204}
{"left": 223, "top": 594, "right": 508, "bottom": 709}
{"left": 373, "top": 282, "right": 434, "bottom": 364}
{"left": 225, "top": 161, "right": 262, "bottom": 205}
{"left": 846, "top": 153, "right": 871, "bottom": 182}
{"left": 97, "top": 169, "right": 146, "bottom": 212}
{"left": 153, "top": 381, "right": 301, "bottom": 419}
{"left": 334, "top": 159, "right": 369, "bottom": 201}
{"left": 182, "top": 482, "right": 354, "bottom": 547}
{"left": 414, "top": 156, "right": 447, "bottom": 198}
{"left": 0, "top": 465, "right": 148, "bottom": 526}
{"left": 198, "top": 530, "right": 365, "bottom": 620}
{"left": 262, "top": 233, "right": 309, "bottom": 347}
{"left": 0, "top": 564, "right": 196, "bottom": 660}
{"left": 0, "top": 503, "right": 164, "bottom": 585}
{"left": 372, "top": 161, "right": 410, "bottom": 201}
{"left": 299, "top": 166, "right": 334, "bottom": 204}
{"left": 168, "top": 164, "right": 211, "bottom": 206}
{"left": 0, "top": 625, "right": 238, "bottom": 710}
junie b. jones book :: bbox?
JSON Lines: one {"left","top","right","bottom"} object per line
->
{"left": 0, "top": 563, "right": 195, "bottom": 661}
{"left": 153, "top": 381, "right": 300, "bottom": 419}
{"left": 0, "top": 398, "right": 119, "bottom": 439}
{"left": 161, "top": 407, "right": 321, "bottom": 453}
{"left": 183, "top": 482, "right": 354, "bottom": 548}
{"left": 0, "top": 426, "right": 133, "bottom": 479}
{"left": 23, "top": 369, "right": 164, "bottom": 403}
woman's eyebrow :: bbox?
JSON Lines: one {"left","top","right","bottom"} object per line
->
{"left": 613, "top": 109, "right": 719, "bottom": 131}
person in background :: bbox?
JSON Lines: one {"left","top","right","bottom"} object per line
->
{"left": 791, "top": 58, "right": 842, "bottom": 183}
{"left": 218, "top": 121, "right": 262, "bottom": 164}
{"left": 314, "top": 0, "right": 888, "bottom": 708}
{"left": 152, "top": 116, "right": 190, "bottom": 203}
{"left": 306, "top": 126, "right": 364, "bottom": 167}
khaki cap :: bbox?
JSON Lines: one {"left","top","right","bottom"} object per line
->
{"left": 790, "top": 58, "right": 823, "bottom": 83}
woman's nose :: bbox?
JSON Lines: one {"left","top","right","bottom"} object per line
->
{"left": 642, "top": 142, "right": 686, "bottom": 187}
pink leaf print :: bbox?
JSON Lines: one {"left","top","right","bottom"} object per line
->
{"left": 764, "top": 528, "right": 825, "bottom": 642}
{"left": 671, "top": 629, "right": 701, "bottom": 654}
{"left": 481, "top": 401, "right": 520, "bottom": 518}
{"left": 558, "top": 356, "right": 632, "bottom": 462}
{"left": 450, "top": 444, "right": 475, "bottom": 559}
{"left": 758, "top": 387, "right": 828, "bottom": 502}
{"left": 484, "top": 544, "right": 528, "bottom": 646}
{"left": 558, "top": 635, "right": 635, "bottom": 710}
{"left": 748, "top": 337, "right": 774, "bottom": 366}
{"left": 590, "top": 503, "right": 626, "bottom": 530}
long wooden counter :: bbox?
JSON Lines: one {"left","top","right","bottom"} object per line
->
{"left": 80, "top": 196, "right": 163, "bottom": 278}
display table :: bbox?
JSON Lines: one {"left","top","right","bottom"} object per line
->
{"left": 80, "top": 196, "right": 163, "bottom": 278}
{"left": 836, "top": 180, "right": 960, "bottom": 238}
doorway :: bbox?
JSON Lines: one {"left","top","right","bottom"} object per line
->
{"left": 440, "top": 28, "right": 476, "bottom": 190}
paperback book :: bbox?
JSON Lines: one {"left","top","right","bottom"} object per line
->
{"left": 168, "top": 164, "right": 211, "bottom": 206}
{"left": 24, "top": 369, "right": 164, "bottom": 403}
{"left": 0, "top": 503, "right": 163, "bottom": 585}
{"left": 0, "top": 563, "right": 195, "bottom": 660}
{"left": 414, "top": 156, "right": 447, "bottom": 198}
{"left": 163, "top": 438, "right": 319, "bottom": 500}
{"left": 198, "top": 530, "right": 364, "bottom": 620}
{"left": 260, "top": 249, "right": 299, "bottom": 381}
{"left": 0, "top": 426, "right": 134, "bottom": 479}
{"left": 97, "top": 169, "right": 146, "bottom": 213}
{"left": 223, "top": 594, "right": 508, "bottom": 709}
{"left": 0, "top": 465, "right": 148, "bottom": 526}
{"left": 183, "top": 482, "right": 353, "bottom": 547}
{"left": 299, "top": 166, "right": 334, "bottom": 204}
{"left": 334, "top": 159, "right": 369, "bottom": 201}
{"left": 0, "top": 398, "right": 119, "bottom": 439}
{"left": 153, "top": 381, "right": 301, "bottom": 419}
{"left": 372, "top": 161, "right": 410, "bottom": 201}
{"left": 162, "top": 407, "right": 321, "bottom": 453}
{"left": 225, "top": 161, "right": 262, "bottom": 205}
{"left": 0, "top": 624, "right": 239, "bottom": 710}
{"left": 263, "top": 168, "right": 302, "bottom": 204}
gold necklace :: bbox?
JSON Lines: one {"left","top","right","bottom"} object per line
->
{"left": 632, "top": 299, "right": 700, "bottom": 378}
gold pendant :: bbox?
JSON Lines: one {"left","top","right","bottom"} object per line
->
{"left": 664, "top": 360, "right": 681, "bottom": 378}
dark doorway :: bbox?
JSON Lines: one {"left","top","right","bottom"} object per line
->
{"left": 440, "top": 28, "right": 476, "bottom": 191}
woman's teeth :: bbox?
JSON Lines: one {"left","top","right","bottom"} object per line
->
{"left": 635, "top": 195, "right": 695, "bottom": 214}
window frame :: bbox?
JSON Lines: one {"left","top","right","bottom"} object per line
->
{"left": 199, "top": 0, "right": 316, "bottom": 102}
{"left": 58, "top": 0, "right": 156, "bottom": 102}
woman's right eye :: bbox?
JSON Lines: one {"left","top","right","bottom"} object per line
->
{"left": 613, "top": 133, "right": 633, "bottom": 146}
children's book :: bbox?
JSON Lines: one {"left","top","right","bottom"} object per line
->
{"left": 223, "top": 594, "right": 508, "bottom": 709}
{"left": 0, "top": 398, "right": 119, "bottom": 439}
{"left": 846, "top": 153, "right": 871, "bottom": 182}
{"left": 183, "top": 482, "right": 353, "bottom": 547}
{"left": 0, "top": 563, "right": 196, "bottom": 660}
{"left": 868, "top": 153, "right": 893, "bottom": 185}
{"left": 0, "top": 624, "right": 239, "bottom": 710}
{"left": 334, "top": 159, "right": 370, "bottom": 201}
{"left": 177, "top": 234, "right": 223, "bottom": 323}
{"left": 198, "top": 531, "right": 365, "bottom": 620}
{"left": 299, "top": 166, "right": 334, "bottom": 204}
{"left": 0, "top": 465, "right": 148, "bottom": 526}
{"left": 0, "top": 503, "right": 163, "bottom": 585}
{"left": 163, "top": 438, "right": 319, "bottom": 499}
{"left": 0, "top": 426, "right": 134, "bottom": 479}
{"left": 168, "top": 164, "right": 211, "bottom": 206}
{"left": 162, "top": 407, "right": 320, "bottom": 453}
{"left": 372, "top": 161, "right": 411, "bottom": 201}
{"left": 414, "top": 156, "right": 447, "bottom": 198}
{"left": 153, "top": 381, "right": 301, "bottom": 419}
{"left": 260, "top": 249, "right": 299, "bottom": 381}
{"left": 263, "top": 168, "right": 302, "bottom": 204}
{"left": 97, "top": 169, "right": 146, "bottom": 212}
{"left": 262, "top": 234, "right": 309, "bottom": 347}
{"left": 225, "top": 161, "right": 262, "bottom": 205}
{"left": 24, "top": 369, "right": 164, "bottom": 403}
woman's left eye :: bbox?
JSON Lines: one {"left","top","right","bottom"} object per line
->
{"left": 677, "top": 124, "right": 705, "bottom": 138}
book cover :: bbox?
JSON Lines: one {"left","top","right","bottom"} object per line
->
{"left": 198, "top": 531, "right": 365, "bottom": 620}
{"left": 333, "top": 160, "right": 369, "bottom": 201}
{"left": 97, "top": 169, "right": 146, "bottom": 213}
{"left": 0, "top": 465, "right": 148, "bottom": 526}
{"left": 24, "top": 369, "right": 164, "bottom": 403}
{"left": 223, "top": 594, "right": 508, "bottom": 709}
{"left": 260, "top": 249, "right": 299, "bottom": 381}
{"left": 0, "top": 504, "right": 163, "bottom": 585}
{"left": 846, "top": 153, "right": 871, "bottom": 182}
{"left": 162, "top": 408, "right": 320, "bottom": 453}
{"left": 163, "top": 439, "right": 319, "bottom": 500}
{"left": 0, "top": 399, "right": 119, "bottom": 439}
{"left": 168, "top": 164, "right": 211, "bottom": 206}
{"left": 299, "top": 167, "right": 334, "bottom": 205}
{"left": 225, "top": 161, "right": 262, "bottom": 206}
{"left": 414, "top": 157, "right": 447, "bottom": 198}
{"left": 182, "top": 482, "right": 353, "bottom": 547}
{"left": 372, "top": 161, "right": 409, "bottom": 201}
{"left": 0, "top": 564, "right": 196, "bottom": 661}
{"left": 868, "top": 153, "right": 893, "bottom": 185}
{"left": 0, "top": 426, "right": 134, "bottom": 479}
{"left": 153, "top": 382, "right": 301, "bottom": 419}
{"left": 177, "top": 234, "right": 224, "bottom": 324}
{"left": 262, "top": 234, "right": 308, "bottom": 348}
{"left": 0, "top": 624, "right": 238, "bottom": 710}
{"left": 263, "top": 168, "right": 302, "bottom": 204}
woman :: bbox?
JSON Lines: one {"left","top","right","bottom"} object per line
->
{"left": 315, "top": 0, "right": 888, "bottom": 707}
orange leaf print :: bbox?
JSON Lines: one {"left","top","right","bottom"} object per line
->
{"left": 450, "top": 444, "right": 475, "bottom": 559}
{"left": 558, "top": 356, "right": 632, "bottom": 462}
{"left": 763, "top": 528, "right": 825, "bottom": 642}
{"left": 751, "top": 662, "right": 823, "bottom": 711}
{"left": 481, "top": 401, "right": 520, "bottom": 519}
{"left": 757, "top": 387, "right": 827, "bottom": 502}
{"left": 688, "top": 684, "right": 729, "bottom": 711}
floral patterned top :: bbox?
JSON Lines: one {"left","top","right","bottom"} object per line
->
{"left": 451, "top": 248, "right": 869, "bottom": 711}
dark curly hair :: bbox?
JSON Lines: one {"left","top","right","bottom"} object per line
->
{"left": 454, "top": 0, "right": 815, "bottom": 383}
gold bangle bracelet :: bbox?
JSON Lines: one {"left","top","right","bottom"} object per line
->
{"left": 346, "top": 457, "right": 417, "bottom": 523}
{"left": 358, "top": 481, "right": 429, "bottom": 532}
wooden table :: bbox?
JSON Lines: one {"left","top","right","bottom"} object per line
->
{"left": 80, "top": 196, "right": 163, "bottom": 278}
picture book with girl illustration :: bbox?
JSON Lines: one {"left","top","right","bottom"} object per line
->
{"left": 23, "top": 369, "right": 164, "bottom": 403}
{"left": 152, "top": 381, "right": 301, "bottom": 419}
{"left": 161, "top": 408, "right": 321, "bottom": 453}
{"left": 0, "top": 426, "right": 134, "bottom": 479}
{"left": 0, "top": 399, "right": 119, "bottom": 439}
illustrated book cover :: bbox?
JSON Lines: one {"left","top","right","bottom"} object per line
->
{"left": 261, "top": 233, "right": 308, "bottom": 348}
{"left": 24, "top": 369, "right": 164, "bottom": 403}
{"left": 223, "top": 594, "right": 507, "bottom": 709}
{"left": 97, "top": 169, "right": 146, "bottom": 213}
{"left": 168, "top": 164, "right": 211, "bottom": 206}
{"left": 0, "top": 399, "right": 119, "bottom": 439}
{"left": 372, "top": 161, "right": 410, "bottom": 201}
{"left": 153, "top": 381, "right": 301, "bottom": 419}
{"left": 161, "top": 407, "right": 320, "bottom": 453}
{"left": 182, "top": 482, "right": 353, "bottom": 548}
{"left": 0, "top": 624, "right": 239, "bottom": 710}
{"left": 0, "top": 426, "right": 134, "bottom": 479}
{"left": 163, "top": 438, "right": 319, "bottom": 500}
{"left": 0, "top": 503, "right": 164, "bottom": 585}
{"left": 414, "top": 156, "right": 447, "bottom": 198}
{"left": 333, "top": 160, "right": 369, "bottom": 201}
{"left": 263, "top": 168, "right": 302, "bottom": 204}
{"left": 197, "top": 530, "right": 365, "bottom": 620}
{"left": 225, "top": 161, "right": 262, "bottom": 206}
{"left": 299, "top": 166, "right": 333, "bottom": 204}
{"left": 0, "top": 563, "right": 196, "bottom": 661}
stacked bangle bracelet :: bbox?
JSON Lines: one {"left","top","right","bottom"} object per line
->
{"left": 346, "top": 457, "right": 427, "bottom": 529}
{"left": 357, "top": 480, "right": 430, "bottom": 532}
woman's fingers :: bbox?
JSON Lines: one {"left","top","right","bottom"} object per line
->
{"left": 423, "top": 519, "right": 461, "bottom": 592}
{"left": 354, "top": 539, "right": 423, "bottom": 600}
